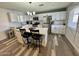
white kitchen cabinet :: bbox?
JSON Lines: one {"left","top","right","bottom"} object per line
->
{"left": 52, "top": 13, "right": 56, "bottom": 21}
{"left": 8, "top": 13, "right": 18, "bottom": 22}
{"left": 60, "top": 12, "right": 66, "bottom": 20}
{"left": 55, "top": 12, "right": 60, "bottom": 20}
{"left": 19, "top": 15, "right": 24, "bottom": 22}
{"left": 52, "top": 12, "right": 66, "bottom": 21}
{"left": 23, "top": 15, "right": 27, "bottom": 22}
{"left": 8, "top": 13, "right": 27, "bottom": 23}
{"left": 51, "top": 25, "right": 66, "bottom": 34}
{"left": 43, "top": 16, "right": 48, "bottom": 23}
{"left": 51, "top": 11, "right": 66, "bottom": 34}
{"left": 42, "top": 24, "right": 48, "bottom": 28}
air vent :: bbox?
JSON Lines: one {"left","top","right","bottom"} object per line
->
{"left": 39, "top": 4, "right": 44, "bottom": 6}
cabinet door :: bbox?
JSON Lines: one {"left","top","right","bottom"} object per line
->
{"left": 43, "top": 16, "right": 48, "bottom": 23}
{"left": 55, "top": 12, "right": 60, "bottom": 20}
{"left": 8, "top": 13, "right": 18, "bottom": 22}
{"left": 60, "top": 12, "right": 66, "bottom": 20}
{"left": 51, "top": 25, "right": 65, "bottom": 34}
{"left": 51, "top": 25, "right": 56, "bottom": 33}
{"left": 52, "top": 13, "right": 56, "bottom": 21}
{"left": 19, "top": 15, "right": 24, "bottom": 22}
{"left": 23, "top": 15, "right": 27, "bottom": 22}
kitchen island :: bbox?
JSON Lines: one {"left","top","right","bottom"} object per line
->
{"left": 21, "top": 25, "right": 48, "bottom": 47}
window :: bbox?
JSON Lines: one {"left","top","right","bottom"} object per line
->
{"left": 73, "top": 14, "right": 78, "bottom": 23}
{"left": 68, "top": 9, "right": 78, "bottom": 31}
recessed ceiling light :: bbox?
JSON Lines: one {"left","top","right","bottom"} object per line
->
{"left": 39, "top": 4, "right": 44, "bottom": 6}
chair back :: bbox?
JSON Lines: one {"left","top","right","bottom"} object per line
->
{"left": 30, "top": 30, "right": 39, "bottom": 34}
{"left": 19, "top": 29, "right": 26, "bottom": 35}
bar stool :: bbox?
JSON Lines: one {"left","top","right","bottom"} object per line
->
{"left": 30, "top": 29, "right": 42, "bottom": 52}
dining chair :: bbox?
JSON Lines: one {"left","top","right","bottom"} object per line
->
{"left": 30, "top": 29, "right": 42, "bottom": 52}
{"left": 19, "top": 29, "right": 32, "bottom": 48}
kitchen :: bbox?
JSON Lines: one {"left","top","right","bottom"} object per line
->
{"left": 0, "top": 2, "right": 79, "bottom": 56}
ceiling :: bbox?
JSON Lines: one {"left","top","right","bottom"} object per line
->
{"left": 0, "top": 2, "right": 71, "bottom": 13}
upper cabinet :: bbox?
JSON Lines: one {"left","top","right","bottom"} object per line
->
{"left": 43, "top": 16, "right": 48, "bottom": 23}
{"left": 55, "top": 12, "right": 60, "bottom": 20}
{"left": 52, "top": 11, "right": 66, "bottom": 21}
{"left": 51, "top": 11, "right": 66, "bottom": 25}
{"left": 19, "top": 15, "right": 24, "bottom": 22}
{"left": 8, "top": 12, "right": 26, "bottom": 23}
{"left": 60, "top": 12, "right": 66, "bottom": 20}
{"left": 52, "top": 13, "right": 56, "bottom": 21}
{"left": 8, "top": 13, "right": 18, "bottom": 22}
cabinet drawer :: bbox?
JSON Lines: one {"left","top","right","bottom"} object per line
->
{"left": 51, "top": 28, "right": 65, "bottom": 34}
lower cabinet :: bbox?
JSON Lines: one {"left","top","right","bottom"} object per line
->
{"left": 51, "top": 25, "right": 66, "bottom": 34}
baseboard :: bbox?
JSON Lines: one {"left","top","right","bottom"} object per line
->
{"left": 63, "top": 35, "right": 79, "bottom": 56}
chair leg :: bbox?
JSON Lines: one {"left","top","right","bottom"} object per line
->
{"left": 26, "top": 38, "right": 30, "bottom": 48}
{"left": 32, "top": 39, "right": 35, "bottom": 49}
{"left": 39, "top": 40, "right": 41, "bottom": 53}
{"left": 27, "top": 44, "right": 30, "bottom": 48}
{"left": 36, "top": 40, "right": 37, "bottom": 47}
{"left": 27, "top": 38, "right": 29, "bottom": 44}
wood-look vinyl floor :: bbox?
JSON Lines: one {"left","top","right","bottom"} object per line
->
{"left": 0, "top": 34, "right": 75, "bottom": 56}
{"left": 53, "top": 34, "right": 75, "bottom": 56}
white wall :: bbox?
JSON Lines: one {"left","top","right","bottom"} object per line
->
{"left": 0, "top": 8, "right": 10, "bottom": 41}
{"left": 0, "top": 8, "right": 25, "bottom": 41}
{"left": 65, "top": 2, "right": 79, "bottom": 54}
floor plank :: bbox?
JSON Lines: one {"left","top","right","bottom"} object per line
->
{"left": 15, "top": 47, "right": 26, "bottom": 56}
{"left": 33, "top": 48, "right": 39, "bottom": 56}
{"left": 54, "top": 34, "right": 74, "bottom": 56}
{"left": 24, "top": 48, "right": 33, "bottom": 56}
